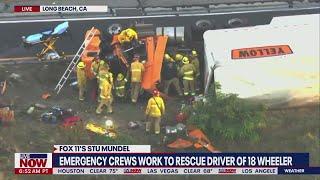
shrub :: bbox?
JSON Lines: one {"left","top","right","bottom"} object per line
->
{"left": 188, "top": 82, "right": 267, "bottom": 142}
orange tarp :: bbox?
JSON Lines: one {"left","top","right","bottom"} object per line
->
{"left": 141, "top": 36, "right": 168, "bottom": 90}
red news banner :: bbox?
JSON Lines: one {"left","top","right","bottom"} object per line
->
{"left": 14, "top": 5, "right": 109, "bottom": 13}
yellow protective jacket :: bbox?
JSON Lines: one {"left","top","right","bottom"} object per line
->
{"left": 145, "top": 96, "right": 165, "bottom": 118}
{"left": 191, "top": 57, "right": 200, "bottom": 77}
{"left": 99, "top": 80, "right": 112, "bottom": 100}
{"left": 115, "top": 79, "right": 127, "bottom": 97}
{"left": 118, "top": 28, "right": 138, "bottom": 44}
{"left": 98, "top": 69, "right": 113, "bottom": 88}
{"left": 91, "top": 61, "right": 100, "bottom": 76}
{"left": 130, "top": 61, "right": 144, "bottom": 82}
{"left": 77, "top": 67, "right": 87, "bottom": 88}
{"left": 179, "top": 63, "right": 196, "bottom": 81}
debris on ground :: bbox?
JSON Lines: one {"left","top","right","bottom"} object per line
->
{"left": 9, "top": 73, "right": 21, "bottom": 80}
{"left": 0, "top": 107, "right": 14, "bottom": 124}
{"left": 0, "top": 80, "right": 7, "bottom": 95}
{"left": 62, "top": 116, "right": 81, "bottom": 127}
{"left": 26, "top": 106, "right": 35, "bottom": 114}
{"left": 40, "top": 106, "right": 73, "bottom": 124}
{"left": 34, "top": 103, "right": 47, "bottom": 109}
{"left": 128, "top": 121, "right": 142, "bottom": 129}
{"left": 41, "top": 92, "right": 51, "bottom": 100}
{"left": 166, "top": 127, "right": 219, "bottom": 153}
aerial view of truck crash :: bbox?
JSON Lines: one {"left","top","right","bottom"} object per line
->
{"left": 0, "top": 0, "right": 319, "bottom": 179}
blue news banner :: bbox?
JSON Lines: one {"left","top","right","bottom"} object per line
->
{"left": 51, "top": 153, "right": 320, "bottom": 175}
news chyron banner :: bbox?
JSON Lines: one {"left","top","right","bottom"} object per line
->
{"left": 14, "top": 5, "right": 109, "bottom": 13}
{"left": 15, "top": 145, "right": 320, "bottom": 175}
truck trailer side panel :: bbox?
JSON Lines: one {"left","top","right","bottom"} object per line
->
{"left": 203, "top": 14, "right": 320, "bottom": 107}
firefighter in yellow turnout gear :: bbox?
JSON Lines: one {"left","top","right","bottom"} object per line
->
{"left": 145, "top": 90, "right": 165, "bottom": 134}
{"left": 129, "top": 55, "right": 144, "bottom": 103}
{"left": 191, "top": 50, "right": 200, "bottom": 91}
{"left": 97, "top": 62, "right": 113, "bottom": 87}
{"left": 114, "top": 73, "right": 127, "bottom": 100}
{"left": 96, "top": 74, "right": 113, "bottom": 114}
{"left": 179, "top": 57, "right": 197, "bottom": 96}
{"left": 76, "top": 61, "right": 87, "bottom": 101}
{"left": 96, "top": 62, "right": 113, "bottom": 104}
{"left": 118, "top": 28, "right": 138, "bottom": 44}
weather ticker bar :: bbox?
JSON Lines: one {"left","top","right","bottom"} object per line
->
{"left": 14, "top": 6, "right": 109, "bottom": 13}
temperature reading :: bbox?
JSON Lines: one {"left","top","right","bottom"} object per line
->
{"left": 109, "top": 169, "right": 117, "bottom": 174}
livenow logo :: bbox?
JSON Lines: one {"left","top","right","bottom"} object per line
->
{"left": 15, "top": 153, "right": 52, "bottom": 169}
{"left": 19, "top": 154, "right": 47, "bottom": 168}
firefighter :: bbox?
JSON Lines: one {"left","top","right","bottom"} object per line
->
{"left": 114, "top": 73, "right": 127, "bottom": 100}
{"left": 190, "top": 50, "right": 200, "bottom": 91}
{"left": 175, "top": 53, "right": 184, "bottom": 68}
{"left": 118, "top": 28, "right": 138, "bottom": 44}
{"left": 97, "top": 62, "right": 113, "bottom": 87}
{"left": 162, "top": 54, "right": 182, "bottom": 96}
{"left": 145, "top": 89, "right": 165, "bottom": 134}
{"left": 91, "top": 56, "right": 101, "bottom": 77}
{"left": 179, "top": 57, "right": 197, "bottom": 96}
{"left": 89, "top": 56, "right": 101, "bottom": 101}
{"left": 96, "top": 75, "right": 113, "bottom": 114}
{"left": 76, "top": 61, "right": 87, "bottom": 101}
{"left": 129, "top": 54, "right": 144, "bottom": 103}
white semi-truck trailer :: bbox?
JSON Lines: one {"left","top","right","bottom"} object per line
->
{"left": 203, "top": 14, "right": 319, "bottom": 107}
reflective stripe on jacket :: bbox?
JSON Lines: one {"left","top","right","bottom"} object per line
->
{"left": 179, "top": 64, "right": 196, "bottom": 81}
{"left": 98, "top": 70, "right": 113, "bottom": 88}
{"left": 130, "top": 61, "right": 144, "bottom": 82}
{"left": 115, "top": 79, "right": 126, "bottom": 97}
{"left": 145, "top": 96, "right": 165, "bottom": 118}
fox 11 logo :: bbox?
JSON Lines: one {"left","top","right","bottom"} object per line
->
{"left": 14, "top": 153, "right": 52, "bottom": 174}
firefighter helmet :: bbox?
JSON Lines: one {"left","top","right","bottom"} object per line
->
{"left": 182, "top": 57, "right": 189, "bottom": 64}
{"left": 191, "top": 50, "right": 198, "bottom": 57}
{"left": 152, "top": 89, "right": 160, "bottom": 96}
{"left": 117, "top": 73, "right": 124, "bottom": 81}
{"left": 175, "top": 54, "right": 184, "bottom": 61}
{"left": 77, "top": 61, "right": 86, "bottom": 68}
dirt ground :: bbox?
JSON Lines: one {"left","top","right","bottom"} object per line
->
{"left": 0, "top": 62, "right": 319, "bottom": 180}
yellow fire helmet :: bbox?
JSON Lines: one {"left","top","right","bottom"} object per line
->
{"left": 165, "top": 54, "right": 175, "bottom": 62}
{"left": 99, "top": 60, "right": 105, "bottom": 66}
{"left": 175, "top": 54, "right": 184, "bottom": 61}
{"left": 191, "top": 50, "right": 198, "bottom": 57}
{"left": 117, "top": 73, "right": 124, "bottom": 81}
{"left": 77, "top": 61, "right": 86, "bottom": 69}
{"left": 105, "top": 119, "right": 115, "bottom": 130}
{"left": 182, "top": 57, "right": 189, "bottom": 64}
{"left": 164, "top": 54, "right": 171, "bottom": 60}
